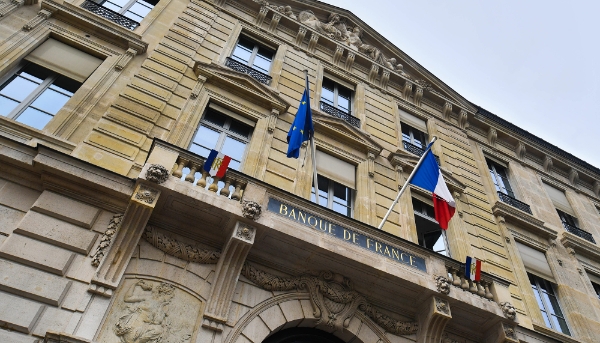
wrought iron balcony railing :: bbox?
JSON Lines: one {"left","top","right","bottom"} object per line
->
{"left": 563, "top": 222, "right": 596, "bottom": 244}
{"left": 402, "top": 140, "right": 440, "bottom": 164}
{"left": 80, "top": 1, "right": 140, "bottom": 30}
{"left": 319, "top": 101, "right": 360, "bottom": 128}
{"left": 225, "top": 57, "right": 272, "bottom": 85}
{"left": 497, "top": 191, "right": 533, "bottom": 215}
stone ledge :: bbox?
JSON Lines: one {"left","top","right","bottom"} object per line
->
{"left": 560, "top": 231, "right": 600, "bottom": 260}
{"left": 0, "top": 116, "right": 77, "bottom": 155}
{"left": 532, "top": 324, "right": 580, "bottom": 343}
{"left": 44, "top": 331, "right": 91, "bottom": 343}
{"left": 492, "top": 201, "right": 557, "bottom": 240}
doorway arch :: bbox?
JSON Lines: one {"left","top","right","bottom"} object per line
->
{"left": 263, "top": 328, "right": 347, "bottom": 343}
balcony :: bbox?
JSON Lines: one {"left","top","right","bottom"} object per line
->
{"left": 563, "top": 222, "right": 595, "bottom": 244}
{"left": 319, "top": 101, "right": 360, "bottom": 128}
{"left": 225, "top": 57, "right": 272, "bottom": 85}
{"left": 80, "top": 1, "right": 140, "bottom": 30}
{"left": 402, "top": 140, "right": 440, "bottom": 164}
{"left": 497, "top": 191, "right": 532, "bottom": 215}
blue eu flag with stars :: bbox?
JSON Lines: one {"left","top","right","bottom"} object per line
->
{"left": 286, "top": 89, "right": 314, "bottom": 158}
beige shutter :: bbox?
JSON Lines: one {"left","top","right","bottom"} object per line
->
{"left": 399, "top": 109, "right": 427, "bottom": 133}
{"left": 25, "top": 39, "right": 103, "bottom": 83}
{"left": 323, "top": 73, "right": 355, "bottom": 91}
{"left": 316, "top": 150, "right": 355, "bottom": 189}
{"left": 208, "top": 103, "right": 255, "bottom": 127}
{"left": 516, "top": 241, "right": 555, "bottom": 282}
{"left": 543, "top": 183, "right": 574, "bottom": 215}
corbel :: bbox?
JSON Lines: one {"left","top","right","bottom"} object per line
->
{"left": 91, "top": 183, "right": 161, "bottom": 292}
{"left": 402, "top": 81, "right": 413, "bottom": 100}
{"left": 332, "top": 45, "right": 344, "bottom": 65}
{"left": 267, "top": 108, "right": 278, "bottom": 133}
{"left": 458, "top": 109, "right": 468, "bottom": 130}
{"left": 268, "top": 12, "right": 281, "bottom": 33}
{"left": 295, "top": 26, "right": 307, "bottom": 47}
{"left": 593, "top": 180, "right": 600, "bottom": 197}
{"left": 442, "top": 101, "right": 452, "bottom": 121}
{"left": 114, "top": 47, "right": 138, "bottom": 71}
{"left": 190, "top": 74, "right": 207, "bottom": 99}
{"left": 515, "top": 142, "right": 526, "bottom": 161}
{"left": 0, "top": 0, "right": 24, "bottom": 17}
{"left": 23, "top": 8, "right": 53, "bottom": 31}
{"left": 487, "top": 127, "right": 497, "bottom": 147}
{"left": 201, "top": 222, "right": 256, "bottom": 342}
{"left": 307, "top": 32, "right": 319, "bottom": 53}
{"left": 380, "top": 69, "right": 390, "bottom": 88}
{"left": 414, "top": 86, "right": 423, "bottom": 106}
{"left": 484, "top": 322, "right": 519, "bottom": 343}
{"left": 417, "top": 296, "right": 452, "bottom": 343}
{"left": 367, "top": 63, "right": 379, "bottom": 83}
{"left": 255, "top": 6, "right": 269, "bottom": 26}
{"left": 367, "top": 151, "right": 376, "bottom": 177}
{"left": 568, "top": 168, "right": 579, "bottom": 187}
{"left": 543, "top": 155, "right": 553, "bottom": 173}
{"left": 344, "top": 51, "right": 355, "bottom": 71}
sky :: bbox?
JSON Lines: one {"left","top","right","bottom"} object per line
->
{"left": 320, "top": 0, "right": 600, "bottom": 169}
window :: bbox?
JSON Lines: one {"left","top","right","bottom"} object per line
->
{"left": 189, "top": 105, "right": 254, "bottom": 171}
{"left": 0, "top": 39, "right": 102, "bottom": 130}
{"left": 399, "top": 109, "right": 429, "bottom": 155}
{"left": 587, "top": 272, "right": 600, "bottom": 300}
{"left": 401, "top": 123, "right": 426, "bottom": 150}
{"left": 231, "top": 37, "right": 274, "bottom": 74}
{"left": 320, "top": 78, "right": 352, "bottom": 115}
{"left": 94, "top": 0, "right": 159, "bottom": 23}
{"left": 310, "top": 150, "right": 356, "bottom": 217}
{"left": 556, "top": 209, "right": 578, "bottom": 229}
{"left": 412, "top": 198, "right": 449, "bottom": 256}
{"left": 528, "top": 273, "right": 571, "bottom": 335}
{"left": 487, "top": 159, "right": 514, "bottom": 197}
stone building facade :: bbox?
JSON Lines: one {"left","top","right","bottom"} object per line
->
{"left": 0, "top": 0, "right": 599, "bottom": 342}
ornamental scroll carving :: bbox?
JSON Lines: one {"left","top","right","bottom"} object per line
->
{"left": 142, "top": 227, "right": 418, "bottom": 336}
{"left": 91, "top": 214, "right": 123, "bottom": 267}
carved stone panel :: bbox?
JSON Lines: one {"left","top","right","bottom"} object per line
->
{"left": 97, "top": 278, "right": 202, "bottom": 343}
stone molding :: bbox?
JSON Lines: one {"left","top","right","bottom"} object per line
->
{"left": 492, "top": 201, "right": 557, "bottom": 240}
{"left": 560, "top": 231, "right": 600, "bottom": 261}
{"left": 44, "top": 331, "right": 90, "bottom": 343}
{"left": 91, "top": 214, "right": 123, "bottom": 267}
{"left": 143, "top": 226, "right": 221, "bottom": 264}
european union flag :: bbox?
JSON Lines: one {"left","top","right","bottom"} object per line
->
{"left": 286, "top": 89, "right": 314, "bottom": 158}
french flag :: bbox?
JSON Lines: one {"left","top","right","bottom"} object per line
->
{"left": 466, "top": 256, "right": 482, "bottom": 281}
{"left": 204, "top": 150, "right": 231, "bottom": 178}
{"left": 410, "top": 148, "right": 456, "bottom": 229}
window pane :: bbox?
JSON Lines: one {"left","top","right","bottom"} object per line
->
{"left": 16, "top": 107, "right": 53, "bottom": 130}
{"left": 554, "top": 316, "right": 570, "bottom": 335}
{"left": 193, "top": 126, "right": 220, "bottom": 151}
{"left": 102, "top": 1, "right": 123, "bottom": 11}
{"left": 337, "top": 94, "right": 350, "bottom": 113}
{"left": 320, "top": 87, "right": 334, "bottom": 105}
{"left": 229, "top": 120, "right": 252, "bottom": 138}
{"left": 228, "top": 159, "right": 240, "bottom": 171}
{"left": 0, "top": 96, "right": 19, "bottom": 116}
{"left": 189, "top": 144, "right": 211, "bottom": 158}
{"left": 221, "top": 137, "right": 246, "bottom": 161}
{"left": 252, "top": 55, "right": 271, "bottom": 73}
{"left": 332, "top": 202, "right": 351, "bottom": 217}
{"left": 423, "top": 231, "right": 442, "bottom": 250}
{"left": 322, "top": 78, "right": 334, "bottom": 92}
{"left": 51, "top": 76, "right": 80, "bottom": 95}
{"left": 203, "top": 111, "right": 227, "bottom": 127}
{"left": 123, "top": 10, "right": 144, "bottom": 22}
{"left": 0, "top": 76, "right": 39, "bottom": 102}
{"left": 30, "top": 88, "right": 71, "bottom": 115}
{"left": 21, "top": 63, "right": 53, "bottom": 82}
{"left": 127, "top": 1, "right": 152, "bottom": 18}
{"left": 104, "top": 0, "right": 129, "bottom": 8}
{"left": 232, "top": 43, "right": 253, "bottom": 64}
{"left": 540, "top": 310, "right": 552, "bottom": 328}
{"left": 333, "top": 182, "right": 349, "bottom": 205}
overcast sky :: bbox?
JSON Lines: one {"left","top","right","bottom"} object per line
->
{"left": 321, "top": 0, "right": 600, "bottom": 169}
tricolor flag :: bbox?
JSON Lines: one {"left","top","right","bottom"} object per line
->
{"left": 204, "top": 150, "right": 231, "bottom": 178}
{"left": 409, "top": 147, "right": 456, "bottom": 229}
{"left": 465, "top": 256, "right": 482, "bottom": 281}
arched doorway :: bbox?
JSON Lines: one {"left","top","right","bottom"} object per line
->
{"left": 263, "top": 328, "right": 347, "bottom": 343}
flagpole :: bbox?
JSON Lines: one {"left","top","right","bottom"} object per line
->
{"left": 305, "top": 69, "right": 320, "bottom": 206}
{"left": 377, "top": 136, "right": 438, "bottom": 230}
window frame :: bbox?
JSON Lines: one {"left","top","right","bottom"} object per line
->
{"left": 487, "top": 159, "right": 515, "bottom": 198}
{"left": 311, "top": 175, "right": 354, "bottom": 218}
{"left": 528, "top": 273, "right": 571, "bottom": 335}
{"left": 95, "top": 0, "right": 158, "bottom": 23}
{"left": 556, "top": 209, "right": 579, "bottom": 228}
{"left": 320, "top": 77, "right": 353, "bottom": 115}
{"left": 230, "top": 36, "right": 275, "bottom": 74}
{"left": 0, "top": 62, "right": 81, "bottom": 130}
{"left": 412, "top": 198, "right": 450, "bottom": 256}
{"left": 401, "top": 123, "right": 427, "bottom": 149}
{"left": 189, "top": 108, "right": 254, "bottom": 171}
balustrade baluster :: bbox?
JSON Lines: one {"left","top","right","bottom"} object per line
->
{"left": 483, "top": 281, "right": 494, "bottom": 300}
{"left": 172, "top": 157, "right": 187, "bottom": 178}
{"left": 476, "top": 281, "right": 485, "bottom": 297}
{"left": 185, "top": 163, "right": 199, "bottom": 183}
{"left": 469, "top": 280, "right": 478, "bottom": 293}
{"left": 208, "top": 177, "right": 219, "bottom": 192}
{"left": 231, "top": 182, "right": 243, "bottom": 201}
{"left": 196, "top": 171, "right": 208, "bottom": 188}
{"left": 450, "top": 267, "right": 461, "bottom": 287}
{"left": 220, "top": 178, "right": 231, "bottom": 197}
{"left": 461, "top": 275, "right": 469, "bottom": 290}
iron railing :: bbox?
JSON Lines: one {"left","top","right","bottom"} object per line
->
{"left": 563, "top": 222, "right": 596, "bottom": 244}
{"left": 497, "top": 191, "right": 533, "bottom": 215}
{"left": 319, "top": 101, "right": 360, "bottom": 128}
{"left": 80, "top": 1, "right": 140, "bottom": 30}
{"left": 402, "top": 141, "right": 440, "bottom": 164}
{"left": 225, "top": 57, "right": 272, "bottom": 85}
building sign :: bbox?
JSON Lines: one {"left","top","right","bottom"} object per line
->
{"left": 267, "top": 198, "right": 426, "bottom": 272}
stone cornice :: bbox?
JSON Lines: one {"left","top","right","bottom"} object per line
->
{"left": 41, "top": 0, "right": 148, "bottom": 53}
{"left": 560, "top": 232, "right": 600, "bottom": 261}
{"left": 531, "top": 324, "right": 581, "bottom": 343}
{"left": 493, "top": 201, "right": 557, "bottom": 240}
{"left": 312, "top": 112, "right": 383, "bottom": 158}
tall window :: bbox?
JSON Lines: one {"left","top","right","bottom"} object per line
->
{"left": 587, "top": 272, "right": 600, "bottom": 300}
{"left": 320, "top": 78, "right": 352, "bottom": 115}
{"left": 487, "top": 159, "right": 514, "bottom": 197}
{"left": 556, "top": 209, "right": 578, "bottom": 229}
{"left": 94, "top": 0, "right": 159, "bottom": 23}
{"left": 231, "top": 37, "right": 274, "bottom": 74}
{"left": 401, "top": 124, "right": 426, "bottom": 150}
{"left": 189, "top": 107, "right": 253, "bottom": 171}
{"left": 412, "top": 198, "right": 448, "bottom": 256}
{"left": 0, "top": 63, "right": 80, "bottom": 130}
{"left": 528, "top": 273, "right": 570, "bottom": 335}
{"left": 311, "top": 175, "right": 353, "bottom": 217}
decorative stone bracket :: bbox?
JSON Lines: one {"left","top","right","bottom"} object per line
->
{"left": 0, "top": 0, "right": 24, "bottom": 18}
{"left": 114, "top": 47, "right": 138, "bottom": 71}
{"left": 23, "top": 8, "right": 53, "bottom": 31}
{"left": 417, "top": 296, "right": 452, "bottom": 343}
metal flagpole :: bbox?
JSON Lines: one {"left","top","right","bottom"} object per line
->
{"left": 441, "top": 230, "right": 451, "bottom": 257}
{"left": 377, "top": 136, "right": 438, "bottom": 230}
{"left": 305, "top": 70, "right": 320, "bottom": 206}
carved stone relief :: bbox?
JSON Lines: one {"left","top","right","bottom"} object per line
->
{"left": 135, "top": 184, "right": 160, "bottom": 204}
{"left": 500, "top": 301, "right": 517, "bottom": 321}
{"left": 97, "top": 278, "right": 201, "bottom": 343}
{"left": 435, "top": 297, "right": 450, "bottom": 315}
{"left": 91, "top": 214, "right": 123, "bottom": 267}
{"left": 434, "top": 275, "right": 450, "bottom": 295}
{"left": 241, "top": 200, "right": 262, "bottom": 220}
{"left": 145, "top": 164, "right": 169, "bottom": 184}
{"left": 143, "top": 226, "right": 221, "bottom": 264}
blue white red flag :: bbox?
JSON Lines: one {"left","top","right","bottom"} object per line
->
{"left": 466, "top": 256, "right": 482, "bottom": 281}
{"left": 204, "top": 150, "right": 231, "bottom": 178}
{"left": 409, "top": 147, "right": 456, "bottom": 229}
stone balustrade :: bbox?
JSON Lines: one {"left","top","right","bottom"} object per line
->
{"left": 445, "top": 260, "right": 495, "bottom": 301}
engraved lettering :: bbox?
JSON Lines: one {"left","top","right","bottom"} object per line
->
{"left": 352, "top": 233, "right": 359, "bottom": 244}
{"left": 328, "top": 223, "right": 335, "bottom": 235}
{"left": 344, "top": 229, "right": 352, "bottom": 240}
{"left": 279, "top": 204, "right": 288, "bottom": 216}
{"left": 409, "top": 256, "right": 416, "bottom": 266}
{"left": 307, "top": 216, "right": 318, "bottom": 227}
{"left": 384, "top": 245, "right": 391, "bottom": 257}
{"left": 392, "top": 248, "right": 400, "bottom": 260}
{"left": 375, "top": 241, "right": 383, "bottom": 253}
{"left": 289, "top": 209, "right": 296, "bottom": 220}
{"left": 367, "top": 238, "right": 374, "bottom": 250}
{"left": 298, "top": 211, "right": 307, "bottom": 223}
{"left": 318, "top": 219, "right": 327, "bottom": 231}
